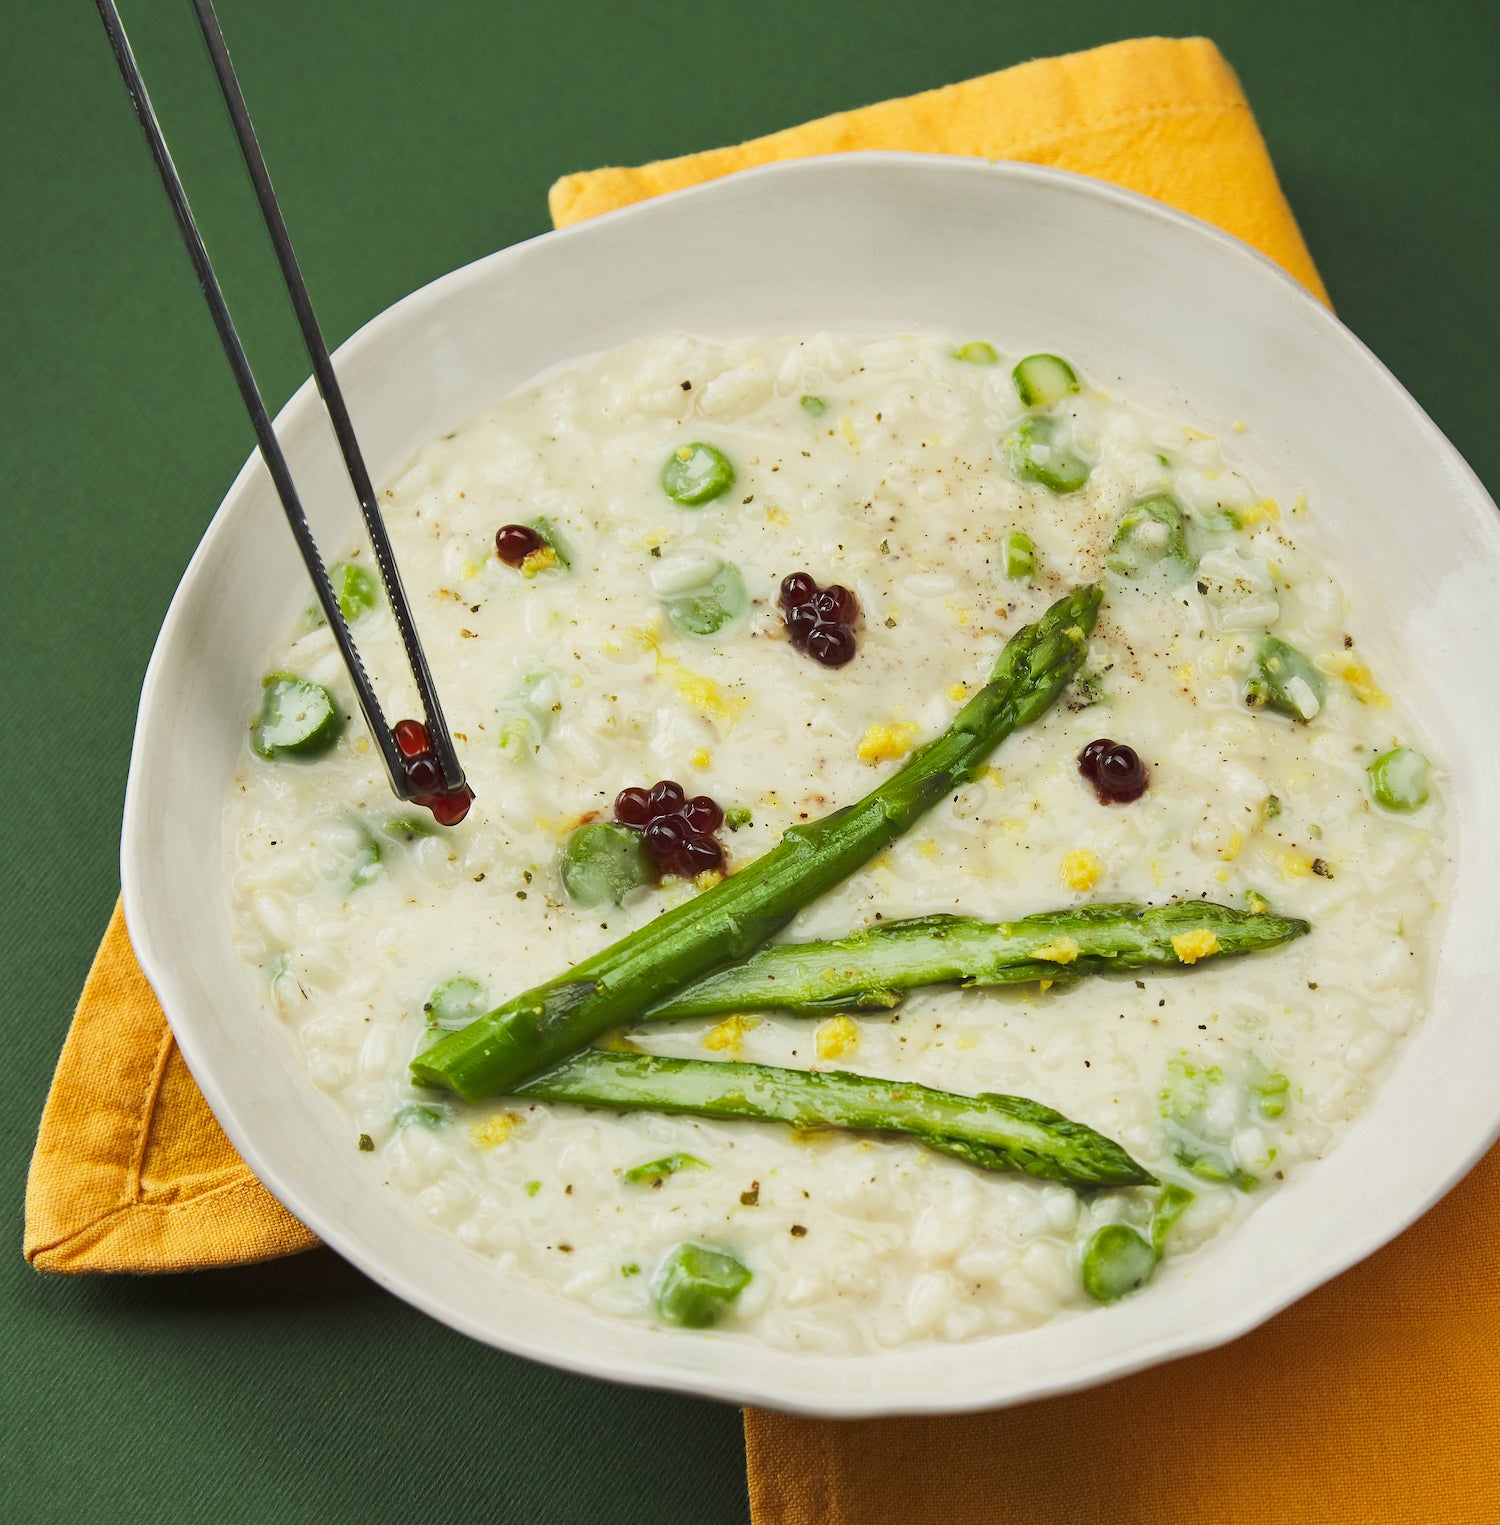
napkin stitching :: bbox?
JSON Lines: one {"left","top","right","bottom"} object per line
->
{"left": 127, "top": 1021, "right": 176, "bottom": 1203}
{"left": 979, "top": 99, "right": 1253, "bottom": 161}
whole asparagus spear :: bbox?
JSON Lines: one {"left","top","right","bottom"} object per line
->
{"left": 412, "top": 584, "right": 1104, "bottom": 1102}
{"left": 644, "top": 900, "right": 1310, "bottom": 1021}
{"left": 514, "top": 1051, "right": 1153, "bottom": 1186}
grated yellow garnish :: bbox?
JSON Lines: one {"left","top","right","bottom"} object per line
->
{"left": 984, "top": 766, "right": 1004, "bottom": 787}
{"left": 1278, "top": 851, "right": 1313, "bottom": 880}
{"left": 764, "top": 505, "right": 789, "bottom": 525}
{"left": 815, "top": 1015, "right": 860, "bottom": 1060}
{"left": 1240, "top": 497, "right": 1281, "bottom": 525}
{"left": 569, "top": 674, "right": 584, "bottom": 689}
{"left": 857, "top": 721, "right": 921, "bottom": 763}
{"left": 598, "top": 1031, "right": 641, "bottom": 1053}
{"left": 692, "top": 869, "right": 724, "bottom": 892}
{"left": 1220, "top": 832, "right": 1243, "bottom": 862}
{"left": 946, "top": 683, "right": 971, "bottom": 703}
{"left": 1320, "top": 653, "right": 1390, "bottom": 708}
{"left": 1233, "top": 420, "right": 1248, "bottom": 433}
{"left": 470, "top": 1112, "right": 519, "bottom": 1150}
{"left": 1174, "top": 663, "right": 1195, "bottom": 686}
{"left": 917, "top": 840, "right": 939, "bottom": 860}
{"left": 460, "top": 559, "right": 482, "bottom": 580}
{"left": 1038, "top": 978, "right": 1054, "bottom": 994}
{"left": 626, "top": 621, "right": 662, "bottom": 655}
{"left": 354, "top": 735, "right": 370, "bottom": 755}
{"left": 838, "top": 415, "right": 859, "bottom": 450}
{"left": 704, "top": 1014, "right": 758, "bottom": 1056}
{"left": 1149, "top": 858, "right": 1164, "bottom": 887}
{"left": 690, "top": 748, "right": 711, "bottom": 770}
{"left": 675, "top": 446, "right": 693, "bottom": 462}
{"left": 1171, "top": 929, "right": 1221, "bottom": 964}
{"left": 1293, "top": 492, "right": 1307, "bottom": 516}
{"left": 659, "top": 658, "right": 745, "bottom": 728}
{"left": 1059, "top": 848, "right": 1103, "bottom": 893}
{"left": 1033, "top": 936, "right": 1080, "bottom": 965}
{"left": 1214, "top": 868, "right": 1230, "bottom": 882}
{"left": 519, "top": 545, "right": 558, "bottom": 578}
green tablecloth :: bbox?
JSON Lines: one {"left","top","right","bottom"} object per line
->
{"left": 5, "top": 1, "right": 1495, "bottom": 1518}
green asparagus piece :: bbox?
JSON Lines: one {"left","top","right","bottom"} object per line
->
{"left": 514, "top": 1050, "right": 1152, "bottom": 1186}
{"left": 643, "top": 899, "right": 1310, "bottom": 1021}
{"left": 652, "top": 1243, "right": 752, "bottom": 1327}
{"left": 410, "top": 586, "right": 1103, "bottom": 1100}
{"left": 1081, "top": 1182, "right": 1194, "bottom": 1303}
{"left": 622, "top": 1152, "right": 707, "bottom": 1184}
{"left": 1080, "top": 1223, "right": 1157, "bottom": 1302}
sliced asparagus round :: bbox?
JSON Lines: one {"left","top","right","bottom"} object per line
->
{"left": 1012, "top": 353, "right": 1080, "bottom": 408}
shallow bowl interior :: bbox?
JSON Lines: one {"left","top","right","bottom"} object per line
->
{"left": 123, "top": 153, "right": 1500, "bottom": 1416}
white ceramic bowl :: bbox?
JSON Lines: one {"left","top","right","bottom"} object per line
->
{"left": 123, "top": 153, "right": 1500, "bottom": 1415}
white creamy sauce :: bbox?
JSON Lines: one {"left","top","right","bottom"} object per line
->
{"left": 225, "top": 333, "right": 1451, "bottom": 1353}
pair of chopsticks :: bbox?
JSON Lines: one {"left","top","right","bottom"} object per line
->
{"left": 95, "top": 0, "right": 470, "bottom": 814}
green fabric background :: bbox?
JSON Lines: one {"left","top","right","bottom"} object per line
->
{"left": 4, "top": 1, "right": 1496, "bottom": 1519}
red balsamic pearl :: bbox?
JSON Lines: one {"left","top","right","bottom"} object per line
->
{"left": 494, "top": 523, "right": 544, "bottom": 566}
{"left": 405, "top": 755, "right": 444, "bottom": 795}
{"left": 643, "top": 815, "right": 691, "bottom": 862}
{"left": 1078, "top": 738, "right": 1113, "bottom": 776}
{"left": 646, "top": 779, "right": 686, "bottom": 818}
{"left": 393, "top": 718, "right": 430, "bottom": 757}
{"left": 672, "top": 834, "right": 724, "bottom": 876}
{"left": 682, "top": 795, "right": 724, "bottom": 833}
{"left": 806, "top": 624, "right": 857, "bottom": 668}
{"left": 813, "top": 585, "right": 860, "bottom": 625}
{"left": 614, "top": 786, "right": 653, "bottom": 827}
{"left": 785, "top": 602, "right": 819, "bottom": 649}
{"left": 424, "top": 785, "right": 474, "bottom": 825}
{"left": 779, "top": 572, "right": 818, "bottom": 609}
{"left": 1078, "top": 738, "right": 1149, "bottom": 804}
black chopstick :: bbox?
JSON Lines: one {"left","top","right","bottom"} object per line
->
{"left": 94, "top": 0, "right": 467, "bottom": 804}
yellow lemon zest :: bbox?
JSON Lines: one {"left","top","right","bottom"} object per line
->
{"left": 470, "top": 1112, "right": 519, "bottom": 1150}
{"left": 1220, "top": 832, "right": 1243, "bottom": 862}
{"left": 690, "top": 748, "right": 711, "bottom": 770}
{"left": 1319, "top": 653, "right": 1390, "bottom": 708}
{"left": 815, "top": 1016, "right": 860, "bottom": 1061}
{"left": 857, "top": 721, "right": 921, "bottom": 763}
{"left": 1278, "top": 851, "right": 1313, "bottom": 880}
{"left": 692, "top": 869, "right": 724, "bottom": 892}
{"left": 1240, "top": 497, "right": 1282, "bottom": 525}
{"left": 946, "top": 683, "right": 971, "bottom": 703}
{"left": 764, "top": 504, "right": 789, "bottom": 525}
{"left": 838, "top": 414, "right": 859, "bottom": 450}
{"left": 704, "top": 1014, "right": 758, "bottom": 1056}
{"left": 1059, "top": 848, "right": 1103, "bottom": 893}
{"left": 1033, "top": 936, "right": 1080, "bottom": 965}
{"left": 1171, "top": 929, "right": 1222, "bottom": 964}
{"left": 658, "top": 657, "right": 746, "bottom": 728}
{"left": 460, "top": 559, "right": 482, "bottom": 580}
{"left": 519, "top": 545, "right": 558, "bottom": 578}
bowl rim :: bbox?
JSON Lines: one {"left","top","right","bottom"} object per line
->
{"left": 121, "top": 150, "right": 1500, "bottom": 1416}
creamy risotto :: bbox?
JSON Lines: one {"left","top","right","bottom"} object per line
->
{"left": 226, "top": 332, "right": 1450, "bottom": 1353}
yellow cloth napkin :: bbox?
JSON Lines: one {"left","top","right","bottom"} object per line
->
{"left": 26, "top": 32, "right": 1500, "bottom": 1522}
{"left": 26, "top": 902, "right": 316, "bottom": 1270}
